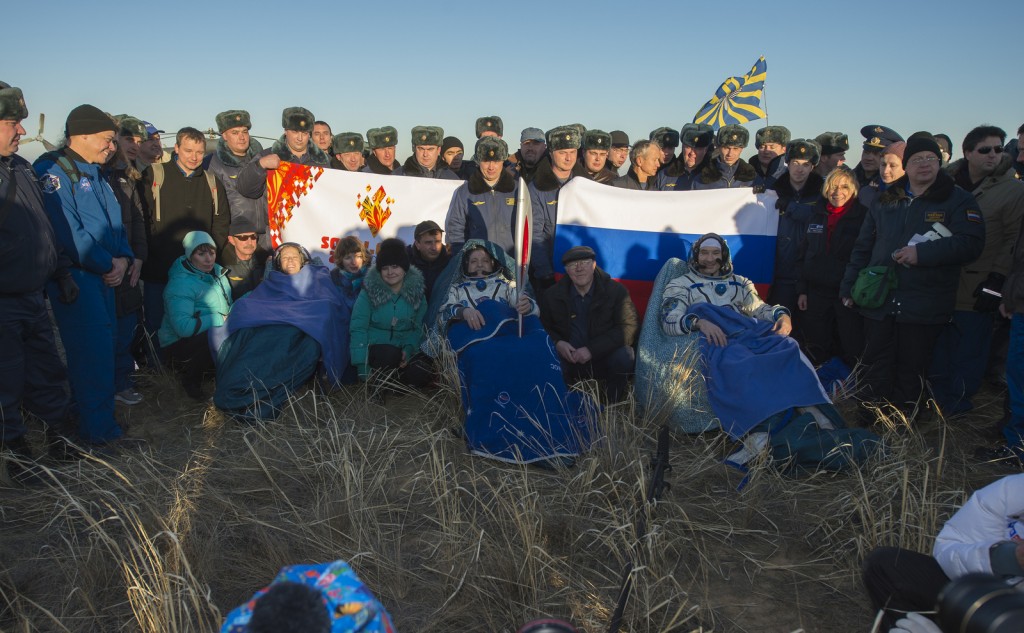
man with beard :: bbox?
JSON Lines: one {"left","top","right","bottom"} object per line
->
{"left": 529, "top": 125, "right": 580, "bottom": 291}
{"left": 750, "top": 125, "right": 790, "bottom": 189}
{"left": 507, "top": 127, "right": 546, "bottom": 183}
{"left": 572, "top": 129, "right": 617, "bottom": 184}
{"left": 606, "top": 130, "right": 629, "bottom": 174}
{"left": 814, "top": 131, "right": 849, "bottom": 179}
{"left": 612, "top": 139, "right": 668, "bottom": 191}
{"left": 665, "top": 123, "right": 714, "bottom": 190}
{"left": 694, "top": 125, "right": 756, "bottom": 190}
{"left": 406, "top": 220, "right": 451, "bottom": 301}
{"left": 330, "top": 132, "right": 364, "bottom": 171}
{"left": 394, "top": 126, "right": 458, "bottom": 179}
{"left": 931, "top": 125, "right": 1024, "bottom": 417}
{"left": 362, "top": 126, "right": 400, "bottom": 175}
{"left": 136, "top": 120, "right": 165, "bottom": 172}
{"left": 222, "top": 216, "right": 267, "bottom": 300}
{"left": 205, "top": 110, "right": 267, "bottom": 249}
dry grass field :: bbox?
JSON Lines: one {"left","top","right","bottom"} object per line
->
{"left": 0, "top": 366, "right": 1015, "bottom": 633}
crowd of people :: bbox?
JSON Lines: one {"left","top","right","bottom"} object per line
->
{"left": 2, "top": 77, "right": 1024, "bottom": 633}
{"left": 2, "top": 82, "right": 1024, "bottom": 472}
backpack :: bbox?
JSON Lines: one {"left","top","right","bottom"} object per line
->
{"left": 149, "top": 162, "right": 219, "bottom": 222}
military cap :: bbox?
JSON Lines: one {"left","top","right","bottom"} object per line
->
{"left": 680, "top": 123, "right": 714, "bottom": 148}
{"left": 216, "top": 109, "right": 252, "bottom": 134}
{"left": 282, "top": 107, "right": 314, "bottom": 132}
{"left": 475, "top": 136, "right": 509, "bottom": 163}
{"left": 0, "top": 81, "right": 27, "bottom": 121}
{"left": 583, "top": 129, "right": 612, "bottom": 152}
{"left": 118, "top": 116, "right": 148, "bottom": 140}
{"left": 546, "top": 126, "right": 582, "bottom": 151}
{"left": 814, "top": 131, "right": 849, "bottom": 156}
{"left": 567, "top": 123, "right": 587, "bottom": 141}
{"left": 717, "top": 124, "right": 749, "bottom": 148}
{"left": 411, "top": 125, "right": 444, "bottom": 147}
{"left": 562, "top": 245, "right": 596, "bottom": 265}
{"left": 475, "top": 116, "right": 503, "bottom": 138}
{"left": 785, "top": 139, "right": 821, "bottom": 166}
{"left": 650, "top": 126, "right": 680, "bottom": 148}
{"left": 859, "top": 124, "right": 903, "bottom": 152}
{"left": 755, "top": 125, "right": 791, "bottom": 148}
{"left": 367, "top": 126, "right": 398, "bottom": 149}
{"left": 610, "top": 130, "right": 630, "bottom": 148}
{"left": 332, "top": 132, "right": 364, "bottom": 155}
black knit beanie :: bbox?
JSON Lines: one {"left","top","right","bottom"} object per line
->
{"left": 65, "top": 104, "right": 117, "bottom": 136}
{"left": 902, "top": 135, "right": 942, "bottom": 168}
{"left": 375, "top": 238, "right": 410, "bottom": 271}
{"left": 442, "top": 136, "right": 464, "bottom": 154}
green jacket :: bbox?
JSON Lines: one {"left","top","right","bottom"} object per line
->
{"left": 158, "top": 256, "right": 233, "bottom": 347}
{"left": 349, "top": 266, "right": 427, "bottom": 378}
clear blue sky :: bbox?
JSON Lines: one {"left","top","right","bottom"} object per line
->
{"left": 7, "top": 0, "right": 1023, "bottom": 162}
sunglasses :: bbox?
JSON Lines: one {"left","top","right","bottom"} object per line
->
{"left": 233, "top": 233, "right": 258, "bottom": 241}
{"left": 974, "top": 145, "right": 1004, "bottom": 155}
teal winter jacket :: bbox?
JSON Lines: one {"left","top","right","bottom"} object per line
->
{"left": 349, "top": 266, "right": 427, "bottom": 378}
{"left": 158, "top": 256, "right": 233, "bottom": 347}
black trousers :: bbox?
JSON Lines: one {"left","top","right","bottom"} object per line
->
{"left": 800, "top": 292, "right": 865, "bottom": 367}
{"left": 368, "top": 344, "right": 433, "bottom": 388}
{"left": 860, "top": 317, "right": 944, "bottom": 412}
{"left": 862, "top": 546, "right": 949, "bottom": 629}
{"left": 0, "top": 293, "right": 73, "bottom": 441}
{"left": 165, "top": 334, "right": 215, "bottom": 392}
{"left": 561, "top": 345, "right": 635, "bottom": 403}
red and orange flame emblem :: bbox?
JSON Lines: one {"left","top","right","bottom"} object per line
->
{"left": 357, "top": 185, "right": 393, "bottom": 237}
{"left": 266, "top": 162, "right": 324, "bottom": 248}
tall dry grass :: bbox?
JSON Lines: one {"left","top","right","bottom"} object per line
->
{"left": 0, "top": 363, "right": 997, "bottom": 632}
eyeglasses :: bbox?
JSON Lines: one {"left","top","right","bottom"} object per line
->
{"left": 566, "top": 259, "right": 594, "bottom": 270}
{"left": 232, "top": 233, "right": 257, "bottom": 241}
{"left": 974, "top": 145, "right": 1004, "bottom": 155}
{"left": 907, "top": 155, "right": 939, "bottom": 166}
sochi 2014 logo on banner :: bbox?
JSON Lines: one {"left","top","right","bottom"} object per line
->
{"left": 267, "top": 163, "right": 461, "bottom": 265}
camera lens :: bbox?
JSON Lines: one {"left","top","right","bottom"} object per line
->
{"left": 937, "top": 573, "right": 1024, "bottom": 633}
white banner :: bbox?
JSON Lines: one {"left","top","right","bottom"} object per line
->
{"left": 269, "top": 164, "right": 461, "bottom": 265}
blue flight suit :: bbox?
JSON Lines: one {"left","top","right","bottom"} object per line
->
{"left": 35, "top": 150, "right": 133, "bottom": 444}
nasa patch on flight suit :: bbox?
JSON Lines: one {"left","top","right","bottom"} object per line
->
{"left": 78, "top": 176, "right": 92, "bottom": 192}
{"left": 41, "top": 174, "right": 61, "bottom": 193}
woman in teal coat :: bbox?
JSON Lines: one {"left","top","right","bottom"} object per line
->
{"left": 349, "top": 238, "right": 432, "bottom": 387}
{"left": 159, "top": 231, "right": 232, "bottom": 398}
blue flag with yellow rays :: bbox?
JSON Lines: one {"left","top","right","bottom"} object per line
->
{"left": 693, "top": 56, "right": 767, "bottom": 130}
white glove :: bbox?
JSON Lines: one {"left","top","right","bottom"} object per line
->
{"left": 889, "top": 612, "right": 942, "bottom": 633}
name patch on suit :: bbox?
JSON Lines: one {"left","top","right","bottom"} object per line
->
{"left": 807, "top": 223, "right": 824, "bottom": 234}
{"left": 506, "top": 198, "right": 515, "bottom": 205}
{"left": 925, "top": 211, "right": 946, "bottom": 223}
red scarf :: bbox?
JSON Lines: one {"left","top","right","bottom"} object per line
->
{"left": 825, "top": 199, "right": 854, "bottom": 250}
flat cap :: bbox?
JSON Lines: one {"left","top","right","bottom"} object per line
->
{"left": 610, "top": 130, "right": 629, "bottom": 148}
{"left": 562, "top": 245, "right": 596, "bottom": 265}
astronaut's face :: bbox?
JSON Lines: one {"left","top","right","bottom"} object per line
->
{"left": 697, "top": 245, "right": 723, "bottom": 276}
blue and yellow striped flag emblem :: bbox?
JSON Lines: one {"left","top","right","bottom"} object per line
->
{"left": 693, "top": 56, "right": 767, "bottom": 130}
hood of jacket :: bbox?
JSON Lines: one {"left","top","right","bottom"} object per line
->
{"left": 362, "top": 264, "right": 426, "bottom": 309}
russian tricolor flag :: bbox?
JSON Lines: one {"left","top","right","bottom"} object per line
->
{"left": 553, "top": 179, "right": 780, "bottom": 318}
